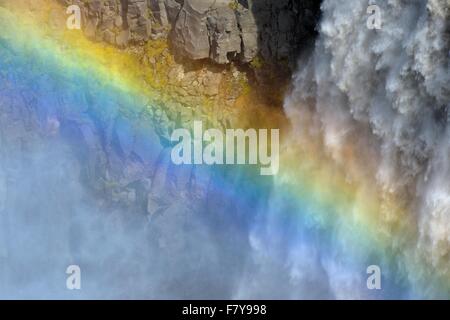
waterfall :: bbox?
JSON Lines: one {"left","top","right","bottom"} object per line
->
{"left": 0, "top": 0, "right": 448, "bottom": 299}
{"left": 284, "top": 0, "right": 449, "bottom": 297}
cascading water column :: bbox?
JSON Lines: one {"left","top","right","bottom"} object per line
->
{"left": 284, "top": 0, "right": 450, "bottom": 298}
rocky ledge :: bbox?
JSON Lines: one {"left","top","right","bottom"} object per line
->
{"left": 59, "top": 0, "right": 321, "bottom": 67}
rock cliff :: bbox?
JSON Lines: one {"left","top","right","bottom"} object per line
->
{"left": 59, "top": 0, "right": 321, "bottom": 66}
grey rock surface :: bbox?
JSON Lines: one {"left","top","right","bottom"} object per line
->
{"left": 60, "top": 0, "right": 321, "bottom": 65}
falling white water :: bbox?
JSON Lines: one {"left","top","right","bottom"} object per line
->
{"left": 0, "top": 0, "right": 448, "bottom": 300}
{"left": 285, "top": 0, "right": 450, "bottom": 296}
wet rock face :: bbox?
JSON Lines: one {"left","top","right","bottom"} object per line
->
{"left": 172, "top": 0, "right": 244, "bottom": 64}
{"left": 60, "top": 0, "right": 321, "bottom": 65}
{"left": 0, "top": 65, "right": 259, "bottom": 298}
{"left": 251, "top": 0, "right": 321, "bottom": 62}
{"left": 60, "top": 0, "right": 154, "bottom": 46}
{"left": 170, "top": 0, "right": 322, "bottom": 65}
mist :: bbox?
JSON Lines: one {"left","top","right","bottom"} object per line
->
{"left": 1, "top": 0, "right": 449, "bottom": 299}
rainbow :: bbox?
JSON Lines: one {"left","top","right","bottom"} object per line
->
{"left": 0, "top": 1, "right": 448, "bottom": 299}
